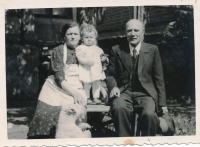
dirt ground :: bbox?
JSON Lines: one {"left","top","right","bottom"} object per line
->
{"left": 7, "top": 102, "right": 196, "bottom": 139}
{"left": 7, "top": 107, "right": 35, "bottom": 139}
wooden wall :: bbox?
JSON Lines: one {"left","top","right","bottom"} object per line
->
{"left": 97, "top": 7, "right": 133, "bottom": 40}
{"left": 35, "top": 17, "right": 71, "bottom": 42}
{"left": 145, "top": 6, "right": 175, "bottom": 35}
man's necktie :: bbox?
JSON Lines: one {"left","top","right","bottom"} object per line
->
{"left": 132, "top": 48, "right": 137, "bottom": 61}
{"left": 132, "top": 48, "right": 138, "bottom": 74}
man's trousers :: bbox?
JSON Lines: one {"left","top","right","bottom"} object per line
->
{"left": 111, "top": 89, "right": 160, "bottom": 137}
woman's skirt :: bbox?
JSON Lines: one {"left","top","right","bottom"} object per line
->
{"left": 38, "top": 75, "right": 75, "bottom": 106}
{"left": 27, "top": 75, "right": 86, "bottom": 139}
{"left": 27, "top": 100, "right": 61, "bottom": 138}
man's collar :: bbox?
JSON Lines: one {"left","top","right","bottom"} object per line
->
{"left": 129, "top": 41, "right": 141, "bottom": 55}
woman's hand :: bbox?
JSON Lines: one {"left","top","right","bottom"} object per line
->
{"left": 61, "top": 80, "right": 86, "bottom": 105}
{"left": 100, "top": 54, "right": 109, "bottom": 71}
{"left": 162, "top": 106, "right": 168, "bottom": 114}
{"left": 87, "top": 60, "right": 95, "bottom": 66}
{"left": 73, "top": 92, "right": 85, "bottom": 106}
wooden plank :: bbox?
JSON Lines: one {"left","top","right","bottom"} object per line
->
{"left": 72, "top": 8, "right": 77, "bottom": 22}
{"left": 133, "top": 6, "right": 137, "bottom": 19}
{"left": 86, "top": 105, "right": 110, "bottom": 112}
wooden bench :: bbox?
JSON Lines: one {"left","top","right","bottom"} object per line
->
{"left": 86, "top": 105, "right": 139, "bottom": 136}
{"left": 86, "top": 105, "right": 114, "bottom": 137}
{"left": 86, "top": 105, "right": 110, "bottom": 112}
{"left": 86, "top": 105, "right": 161, "bottom": 137}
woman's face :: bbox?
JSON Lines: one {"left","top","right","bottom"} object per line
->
{"left": 65, "top": 26, "right": 80, "bottom": 48}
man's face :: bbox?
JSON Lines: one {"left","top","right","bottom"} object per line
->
{"left": 126, "top": 20, "right": 144, "bottom": 47}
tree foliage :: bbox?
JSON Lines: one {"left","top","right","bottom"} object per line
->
{"left": 161, "top": 9, "right": 195, "bottom": 101}
{"left": 163, "top": 10, "right": 194, "bottom": 45}
{"left": 5, "top": 9, "right": 37, "bottom": 45}
{"left": 6, "top": 45, "right": 39, "bottom": 102}
{"left": 6, "top": 9, "right": 39, "bottom": 103}
{"left": 77, "top": 7, "right": 106, "bottom": 26}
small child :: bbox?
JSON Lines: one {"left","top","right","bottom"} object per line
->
{"left": 76, "top": 24, "right": 106, "bottom": 104}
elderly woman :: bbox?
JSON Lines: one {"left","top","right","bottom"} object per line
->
{"left": 27, "top": 21, "right": 107, "bottom": 139}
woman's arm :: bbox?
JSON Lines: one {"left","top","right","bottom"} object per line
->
{"left": 51, "top": 45, "right": 85, "bottom": 105}
{"left": 51, "top": 45, "right": 65, "bottom": 87}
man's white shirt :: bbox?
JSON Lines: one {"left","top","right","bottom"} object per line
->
{"left": 129, "top": 41, "right": 141, "bottom": 56}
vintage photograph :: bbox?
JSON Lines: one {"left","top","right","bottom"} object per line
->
{"left": 5, "top": 5, "right": 196, "bottom": 142}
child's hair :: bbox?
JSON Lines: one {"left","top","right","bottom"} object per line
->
{"left": 80, "top": 24, "right": 98, "bottom": 38}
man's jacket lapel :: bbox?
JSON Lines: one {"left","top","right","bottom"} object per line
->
{"left": 117, "top": 43, "right": 132, "bottom": 77}
{"left": 138, "top": 42, "right": 150, "bottom": 75}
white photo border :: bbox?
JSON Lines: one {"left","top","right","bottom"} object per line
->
{"left": 1, "top": 0, "right": 200, "bottom": 146}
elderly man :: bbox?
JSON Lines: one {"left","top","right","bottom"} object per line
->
{"left": 106, "top": 19, "right": 168, "bottom": 136}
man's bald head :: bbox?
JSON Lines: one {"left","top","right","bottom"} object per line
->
{"left": 126, "top": 19, "right": 145, "bottom": 30}
{"left": 125, "top": 19, "right": 145, "bottom": 47}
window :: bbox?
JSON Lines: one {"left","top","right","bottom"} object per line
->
{"left": 33, "top": 8, "right": 73, "bottom": 19}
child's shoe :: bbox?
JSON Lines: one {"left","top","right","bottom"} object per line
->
{"left": 93, "top": 98, "right": 102, "bottom": 105}
{"left": 87, "top": 98, "right": 95, "bottom": 105}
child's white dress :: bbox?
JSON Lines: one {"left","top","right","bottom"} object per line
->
{"left": 76, "top": 45, "right": 106, "bottom": 83}
{"left": 76, "top": 45, "right": 106, "bottom": 99}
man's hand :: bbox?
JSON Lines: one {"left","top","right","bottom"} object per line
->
{"left": 162, "top": 106, "right": 168, "bottom": 114}
{"left": 110, "top": 87, "right": 120, "bottom": 98}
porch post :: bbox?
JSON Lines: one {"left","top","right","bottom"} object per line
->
{"left": 72, "top": 8, "right": 77, "bottom": 22}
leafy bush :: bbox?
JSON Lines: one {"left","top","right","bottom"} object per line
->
{"left": 6, "top": 44, "right": 39, "bottom": 104}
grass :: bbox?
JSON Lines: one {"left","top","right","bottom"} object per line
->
{"left": 7, "top": 99, "right": 196, "bottom": 139}
{"left": 168, "top": 106, "right": 195, "bottom": 135}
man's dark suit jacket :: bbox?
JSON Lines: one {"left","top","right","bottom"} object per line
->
{"left": 106, "top": 41, "right": 166, "bottom": 109}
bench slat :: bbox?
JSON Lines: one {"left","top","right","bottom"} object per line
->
{"left": 86, "top": 105, "right": 110, "bottom": 112}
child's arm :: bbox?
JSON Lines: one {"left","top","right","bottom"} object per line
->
{"left": 76, "top": 47, "right": 94, "bottom": 66}
{"left": 77, "top": 55, "right": 94, "bottom": 66}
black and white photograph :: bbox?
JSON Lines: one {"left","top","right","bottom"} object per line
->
{"left": 3, "top": 1, "right": 199, "bottom": 146}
